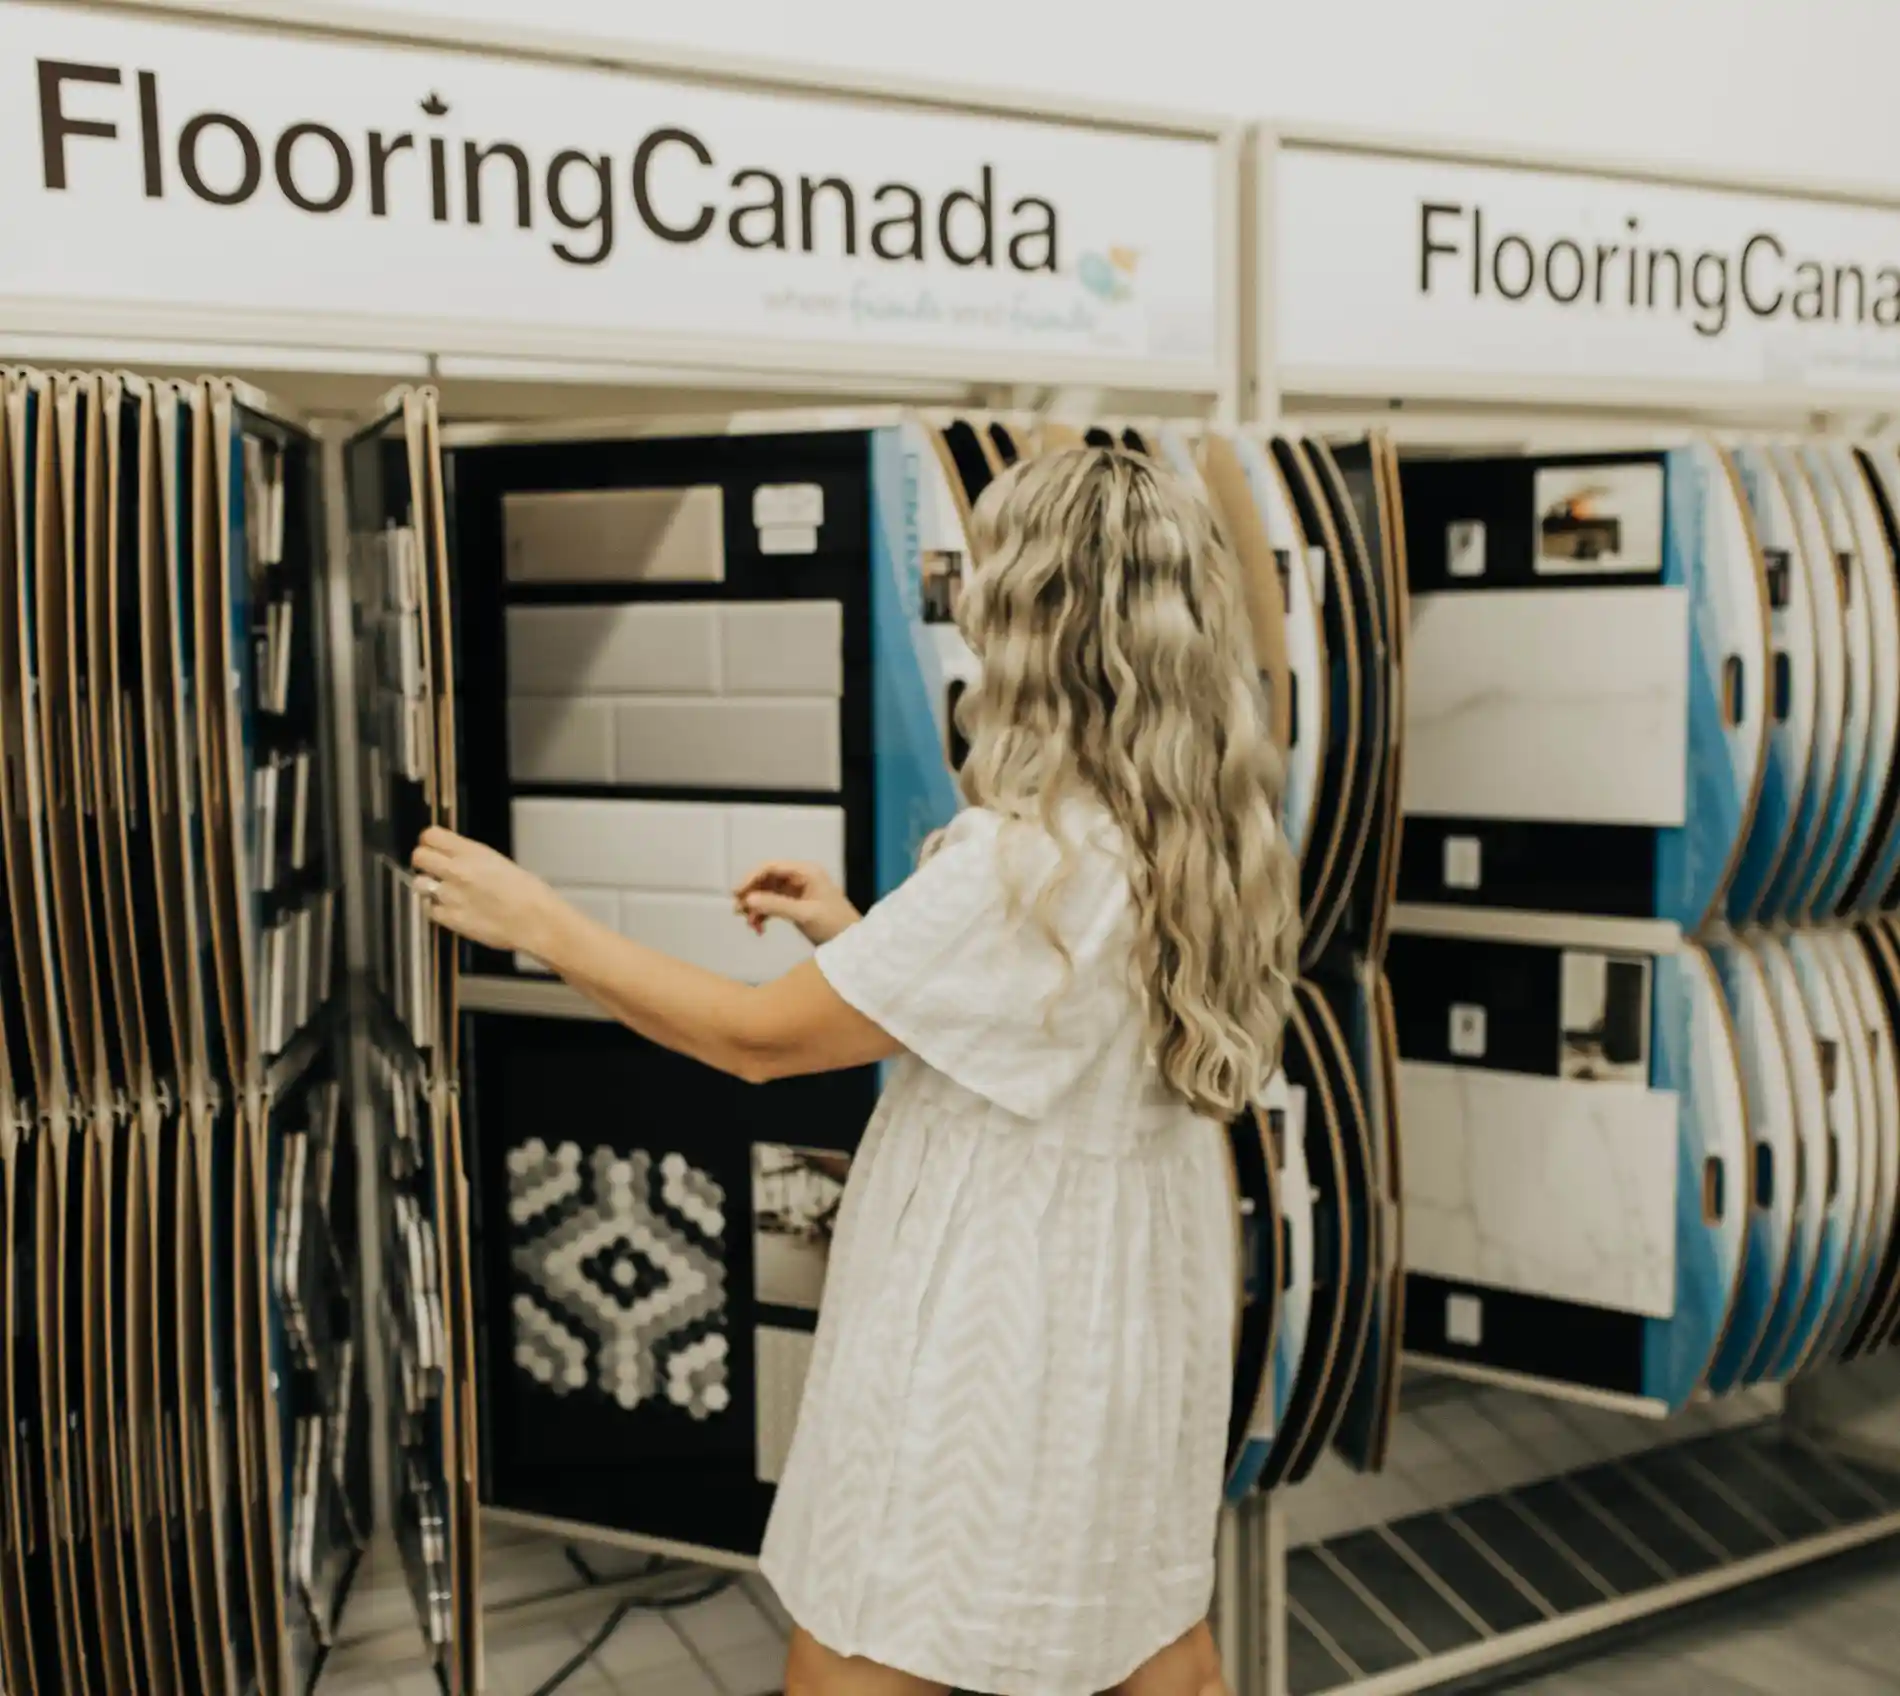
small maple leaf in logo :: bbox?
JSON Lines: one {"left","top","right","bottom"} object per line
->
{"left": 420, "top": 92, "right": 449, "bottom": 117}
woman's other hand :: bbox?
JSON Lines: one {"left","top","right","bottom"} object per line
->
{"left": 733, "top": 860, "right": 860, "bottom": 946}
{"left": 411, "top": 827, "right": 567, "bottom": 957}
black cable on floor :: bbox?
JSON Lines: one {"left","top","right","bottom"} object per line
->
{"left": 525, "top": 1559, "right": 739, "bottom": 1696}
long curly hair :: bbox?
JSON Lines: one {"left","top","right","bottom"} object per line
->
{"left": 946, "top": 443, "right": 1301, "bottom": 1119}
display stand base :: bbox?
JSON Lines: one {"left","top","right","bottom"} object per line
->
{"left": 1226, "top": 1403, "right": 1900, "bottom": 1696}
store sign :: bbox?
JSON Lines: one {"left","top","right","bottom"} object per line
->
{"left": 1275, "top": 143, "right": 1900, "bottom": 395}
{"left": 0, "top": 1, "right": 1223, "bottom": 381}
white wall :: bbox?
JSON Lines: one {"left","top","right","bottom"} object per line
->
{"left": 334, "top": 0, "right": 1900, "bottom": 190}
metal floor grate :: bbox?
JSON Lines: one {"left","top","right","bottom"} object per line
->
{"left": 1283, "top": 1423, "right": 1900, "bottom": 1695}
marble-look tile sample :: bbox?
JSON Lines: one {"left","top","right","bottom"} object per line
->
{"left": 1401, "top": 586, "right": 1689, "bottom": 827}
{"left": 1400, "top": 1060, "right": 1678, "bottom": 1318}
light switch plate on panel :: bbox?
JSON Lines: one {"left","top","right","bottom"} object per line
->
{"left": 1449, "top": 1004, "right": 1488, "bottom": 1059}
{"left": 1445, "top": 1294, "right": 1484, "bottom": 1347}
{"left": 1443, "top": 835, "right": 1482, "bottom": 890}
{"left": 1447, "top": 519, "right": 1487, "bottom": 579}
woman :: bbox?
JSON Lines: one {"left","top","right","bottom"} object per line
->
{"left": 412, "top": 445, "right": 1302, "bottom": 1696}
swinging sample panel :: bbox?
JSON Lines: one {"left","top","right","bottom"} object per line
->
{"left": 456, "top": 422, "right": 914, "bottom": 1558}
{"left": 345, "top": 389, "right": 483, "bottom": 1695}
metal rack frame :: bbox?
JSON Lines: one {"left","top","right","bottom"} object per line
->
{"left": 16, "top": 17, "right": 1900, "bottom": 1675}
{"left": 1232, "top": 118, "right": 1900, "bottom": 1696}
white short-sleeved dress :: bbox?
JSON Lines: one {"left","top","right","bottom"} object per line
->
{"left": 759, "top": 805, "right": 1238, "bottom": 1696}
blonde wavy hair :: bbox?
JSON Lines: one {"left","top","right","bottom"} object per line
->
{"left": 945, "top": 443, "right": 1301, "bottom": 1120}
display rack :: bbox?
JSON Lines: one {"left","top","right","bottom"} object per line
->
{"left": 1228, "top": 121, "right": 1900, "bottom": 1696}
{"left": 0, "top": 1, "right": 1250, "bottom": 1687}
{"left": 14, "top": 2, "right": 1900, "bottom": 1687}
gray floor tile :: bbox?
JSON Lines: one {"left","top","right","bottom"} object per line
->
{"left": 1510, "top": 1653, "right": 1761, "bottom": 1695}
{"left": 742, "top": 1573, "right": 796, "bottom": 1637}
{"left": 673, "top": 1585, "right": 785, "bottom": 1656}
{"left": 481, "top": 1613, "right": 621, "bottom": 1694}
{"left": 597, "top": 1653, "right": 724, "bottom": 1696}
{"left": 1677, "top": 1625, "right": 1897, "bottom": 1696}
{"left": 709, "top": 1637, "right": 790, "bottom": 1696}
{"left": 578, "top": 1608, "right": 703, "bottom": 1679}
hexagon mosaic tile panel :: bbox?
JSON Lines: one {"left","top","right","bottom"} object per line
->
{"left": 506, "top": 1139, "right": 731, "bottom": 1419}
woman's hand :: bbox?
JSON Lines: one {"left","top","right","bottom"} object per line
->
{"left": 733, "top": 860, "right": 860, "bottom": 946}
{"left": 411, "top": 827, "right": 568, "bottom": 958}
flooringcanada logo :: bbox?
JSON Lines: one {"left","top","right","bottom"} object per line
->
{"left": 33, "top": 58, "right": 1069, "bottom": 275}
{"left": 1078, "top": 247, "right": 1140, "bottom": 304}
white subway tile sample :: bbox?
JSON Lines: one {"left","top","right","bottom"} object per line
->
{"left": 720, "top": 602, "right": 843, "bottom": 696}
{"left": 612, "top": 699, "right": 839, "bottom": 792}
{"left": 511, "top": 797, "right": 728, "bottom": 890}
{"left": 619, "top": 892, "right": 814, "bottom": 981}
{"left": 509, "top": 698, "right": 615, "bottom": 784}
{"left": 506, "top": 600, "right": 844, "bottom": 793}
{"left": 507, "top": 603, "right": 720, "bottom": 695}
{"left": 511, "top": 798, "right": 845, "bottom": 982}
{"left": 504, "top": 486, "right": 726, "bottom": 584}
{"left": 724, "top": 804, "right": 847, "bottom": 886}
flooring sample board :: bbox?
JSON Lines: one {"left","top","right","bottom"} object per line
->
{"left": 1193, "top": 430, "right": 1294, "bottom": 772}
{"left": 1403, "top": 587, "right": 1689, "bottom": 828}
{"left": 1761, "top": 448, "right": 1848, "bottom": 921}
{"left": 1255, "top": 1000, "right": 1352, "bottom": 1490}
{"left": 1740, "top": 934, "right": 1832, "bottom": 1385}
{"left": 1230, "top": 432, "right": 1327, "bottom": 866}
{"left": 469, "top": 1010, "right": 873, "bottom": 1560}
{"left": 504, "top": 486, "right": 727, "bottom": 584}
{"left": 1223, "top": 1087, "right": 1282, "bottom": 1499}
{"left": 1792, "top": 449, "right": 1876, "bottom": 919}
{"left": 1847, "top": 445, "right": 1900, "bottom": 912}
{"left": 1641, "top": 944, "right": 1750, "bottom": 1412}
{"left": 1400, "top": 1063, "right": 1677, "bottom": 1319}
{"left": 1300, "top": 437, "right": 1389, "bottom": 966}
{"left": 1395, "top": 932, "right": 1747, "bottom": 1409}
{"left": 1399, "top": 447, "right": 1768, "bottom": 928}
{"left": 1803, "top": 449, "right": 1891, "bottom": 916}
{"left": 1724, "top": 447, "right": 1816, "bottom": 924}
{"left": 868, "top": 423, "right": 973, "bottom": 892}
{"left": 1846, "top": 924, "right": 1900, "bottom": 1355}
{"left": 1270, "top": 438, "right": 1363, "bottom": 951}
{"left": 1283, "top": 980, "right": 1378, "bottom": 1485}
{"left": 1831, "top": 446, "right": 1900, "bottom": 913}
{"left": 1807, "top": 935, "right": 1883, "bottom": 1362}
{"left": 1763, "top": 934, "right": 1861, "bottom": 1380}
{"left": 1271, "top": 1082, "right": 1315, "bottom": 1448}
{"left": 1703, "top": 942, "right": 1797, "bottom": 1394}
{"left": 1333, "top": 966, "right": 1404, "bottom": 1474}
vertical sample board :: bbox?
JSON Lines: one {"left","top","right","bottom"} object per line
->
{"left": 345, "top": 388, "right": 479, "bottom": 1693}
{"left": 454, "top": 423, "right": 905, "bottom": 1558}
{"left": 0, "top": 366, "right": 356, "bottom": 1696}
{"left": 1396, "top": 448, "right": 1768, "bottom": 928}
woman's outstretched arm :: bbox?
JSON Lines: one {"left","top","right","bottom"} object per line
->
{"left": 411, "top": 827, "right": 896, "bottom": 1084}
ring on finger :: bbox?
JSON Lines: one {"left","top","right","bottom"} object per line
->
{"left": 416, "top": 874, "right": 441, "bottom": 903}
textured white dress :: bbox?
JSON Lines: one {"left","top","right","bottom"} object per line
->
{"left": 760, "top": 806, "right": 1237, "bottom": 1696}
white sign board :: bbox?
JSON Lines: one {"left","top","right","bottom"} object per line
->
{"left": 0, "top": 1, "right": 1224, "bottom": 384}
{"left": 1275, "top": 143, "right": 1900, "bottom": 397}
